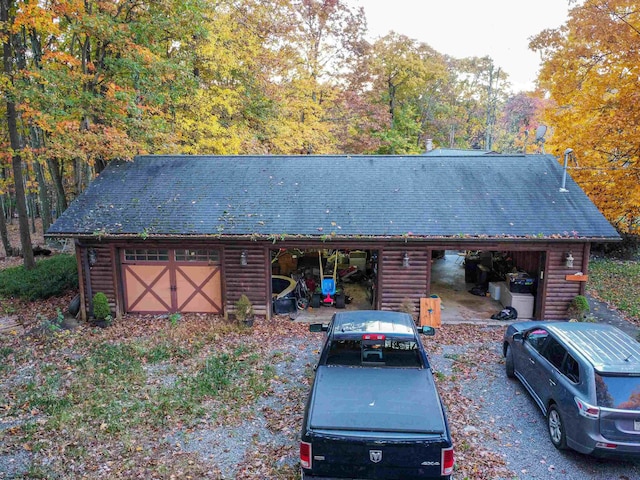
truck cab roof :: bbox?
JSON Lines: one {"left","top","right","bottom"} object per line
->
{"left": 330, "top": 310, "right": 416, "bottom": 337}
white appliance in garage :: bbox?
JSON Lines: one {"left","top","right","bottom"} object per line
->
{"left": 498, "top": 281, "right": 534, "bottom": 319}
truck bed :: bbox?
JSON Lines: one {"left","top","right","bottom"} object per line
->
{"left": 309, "top": 366, "right": 446, "bottom": 434}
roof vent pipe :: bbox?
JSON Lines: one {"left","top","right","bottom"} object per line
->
{"left": 560, "top": 148, "right": 573, "bottom": 192}
{"left": 425, "top": 138, "right": 434, "bottom": 152}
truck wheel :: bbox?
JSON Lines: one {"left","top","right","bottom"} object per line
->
{"left": 505, "top": 345, "right": 515, "bottom": 378}
{"left": 311, "top": 294, "right": 321, "bottom": 308}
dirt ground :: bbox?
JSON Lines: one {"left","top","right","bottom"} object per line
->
{"left": 0, "top": 219, "right": 48, "bottom": 269}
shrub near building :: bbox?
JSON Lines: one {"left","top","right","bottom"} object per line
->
{"left": 0, "top": 255, "right": 78, "bottom": 300}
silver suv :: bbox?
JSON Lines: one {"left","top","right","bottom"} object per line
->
{"left": 503, "top": 321, "right": 640, "bottom": 458}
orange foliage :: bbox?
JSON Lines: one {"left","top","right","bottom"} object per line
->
{"left": 13, "top": 1, "right": 60, "bottom": 35}
{"left": 532, "top": 0, "right": 640, "bottom": 233}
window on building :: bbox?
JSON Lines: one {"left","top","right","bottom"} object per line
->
{"left": 175, "top": 249, "right": 219, "bottom": 262}
{"left": 124, "top": 249, "right": 169, "bottom": 261}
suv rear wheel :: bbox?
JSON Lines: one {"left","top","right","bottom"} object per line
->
{"left": 547, "top": 405, "right": 567, "bottom": 450}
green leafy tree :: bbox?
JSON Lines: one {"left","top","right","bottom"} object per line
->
{"left": 367, "top": 33, "right": 450, "bottom": 153}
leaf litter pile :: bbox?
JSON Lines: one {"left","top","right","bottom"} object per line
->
{"left": 1, "top": 305, "right": 515, "bottom": 479}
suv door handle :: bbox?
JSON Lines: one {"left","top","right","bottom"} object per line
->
{"left": 529, "top": 358, "right": 535, "bottom": 365}
{"left": 549, "top": 379, "right": 556, "bottom": 387}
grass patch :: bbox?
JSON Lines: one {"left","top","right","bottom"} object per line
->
{"left": 0, "top": 346, "right": 13, "bottom": 374}
{"left": 10, "top": 334, "right": 275, "bottom": 447}
{"left": 588, "top": 258, "right": 640, "bottom": 321}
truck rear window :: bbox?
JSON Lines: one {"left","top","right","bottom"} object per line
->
{"left": 595, "top": 374, "right": 640, "bottom": 409}
{"left": 326, "top": 339, "right": 423, "bottom": 368}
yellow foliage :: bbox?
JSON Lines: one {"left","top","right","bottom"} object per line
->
{"left": 14, "top": 1, "right": 60, "bottom": 36}
{"left": 532, "top": 0, "right": 640, "bottom": 233}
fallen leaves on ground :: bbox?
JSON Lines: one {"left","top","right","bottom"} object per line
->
{"left": 1, "top": 297, "right": 518, "bottom": 479}
{"left": 426, "top": 324, "right": 514, "bottom": 479}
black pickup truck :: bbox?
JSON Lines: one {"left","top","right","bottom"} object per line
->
{"left": 300, "top": 310, "right": 454, "bottom": 480}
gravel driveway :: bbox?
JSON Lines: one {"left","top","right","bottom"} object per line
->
{"left": 430, "top": 337, "right": 640, "bottom": 480}
{"left": 194, "top": 323, "right": 640, "bottom": 479}
{"left": 2, "top": 319, "right": 639, "bottom": 479}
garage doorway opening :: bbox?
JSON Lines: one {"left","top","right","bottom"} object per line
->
{"left": 430, "top": 250, "right": 539, "bottom": 322}
{"left": 270, "top": 248, "right": 378, "bottom": 320}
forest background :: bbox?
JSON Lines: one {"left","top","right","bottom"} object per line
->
{"left": 1, "top": 0, "right": 639, "bottom": 269}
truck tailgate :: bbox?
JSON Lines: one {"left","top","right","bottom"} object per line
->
{"left": 310, "top": 366, "right": 446, "bottom": 433}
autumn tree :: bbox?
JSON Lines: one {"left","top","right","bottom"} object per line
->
{"left": 445, "top": 56, "right": 510, "bottom": 151}
{"left": 364, "top": 33, "right": 451, "bottom": 154}
{"left": 1, "top": 0, "right": 34, "bottom": 267}
{"left": 275, "top": 0, "right": 367, "bottom": 153}
{"left": 531, "top": 0, "right": 640, "bottom": 233}
{"left": 496, "top": 92, "right": 548, "bottom": 154}
{"left": 0, "top": 0, "right": 211, "bottom": 261}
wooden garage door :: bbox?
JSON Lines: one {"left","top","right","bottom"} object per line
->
{"left": 122, "top": 248, "right": 222, "bottom": 314}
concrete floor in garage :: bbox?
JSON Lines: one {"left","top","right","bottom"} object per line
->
{"left": 431, "top": 252, "right": 505, "bottom": 324}
{"left": 292, "top": 252, "right": 506, "bottom": 325}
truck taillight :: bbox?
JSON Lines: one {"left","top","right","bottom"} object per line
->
{"left": 441, "top": 446, "right": 454, "bottom": 476}
{"left": 362, "top": 334, "right": 386, "bottom": 340}
{"left": 300, "top": 441, "right": 312, "bottom": 469}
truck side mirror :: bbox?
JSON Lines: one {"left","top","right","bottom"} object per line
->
{"left": 513, "top": 332, "right": 523, "bottom": 342}
{"left": 309, "top": 323, "right": 328, "bottom": 332}
{"left": 418, "top": 326, "right": 435, "bottom": 336}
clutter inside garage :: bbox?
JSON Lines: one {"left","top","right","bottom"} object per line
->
{"left": 270, "top": 249, "right": 378, "bottom": 315}
{"left": 432, "top": 250, "right": 537, "bottom": 321}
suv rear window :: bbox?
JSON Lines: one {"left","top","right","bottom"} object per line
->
{"left": 595, "top": 374, "right": 640, "bottom": 409}
{"left": 326, "top": 339, "right": 423, "bottom": 368}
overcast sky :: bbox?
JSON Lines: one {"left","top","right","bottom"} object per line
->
{"left": 347, "top": 0, "right": 573, "bottom": 92}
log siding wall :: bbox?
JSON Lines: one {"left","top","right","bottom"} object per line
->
{"left": 73, "top": 239, "right": 592, "bottom": 322}
{"left": 76, "top": 242, "right": 117, "bottom": 319}
{"left": 223, "top": 244, "right": 268, "bottom": 318}
{"left": 541, "top": 244, "right": 588, "bottom": 319}
{"left": 379, "top": 247, "right": 429, "bottom": 313}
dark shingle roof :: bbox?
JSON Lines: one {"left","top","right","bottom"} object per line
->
{"left": 46, "top": 154, "right": 619, "bottom": 240}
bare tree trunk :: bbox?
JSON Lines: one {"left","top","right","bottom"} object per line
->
{"left": 2, "top": 0, "right": 34, "bottom": 269}
{"left": 26, "top": 29, "right": 53, "bottom": 233}
{"left": 0, "top": 174, "right": 13, "bottom": 256}
{"left": 0, "top": 197, "right": 12, "bottom": 257}
{"left": 34, "top": 160, "right": 52, "bottom": 232}
{"left": 7, "top": 109, "right": 34, "bottom": 268}
{"left": 47, "top": 157, "right": 68, "bottom": 212}
{"left": 73, "top": 157, "right": 83, "bottom": 199}
{"left": 31, "top": 128, "right": 52, "bottom": 233}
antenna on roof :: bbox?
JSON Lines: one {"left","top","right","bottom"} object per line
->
{"left": 535, "top": 125, "right": 547, "bottom": 154}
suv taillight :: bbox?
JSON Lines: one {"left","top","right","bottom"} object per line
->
{"left": 300, "top": 441, "right": 312, "bottom": 469}
{"left": 575, "top": 397, "right": 600, "bottom": 419}
{"left": 441, "top": 446, "right": 454, "bottom": 476}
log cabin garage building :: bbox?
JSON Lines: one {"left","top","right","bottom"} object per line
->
{"left": 46, "top": 154, "right": 619, "bottom": 321}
